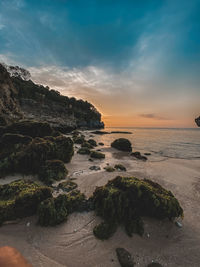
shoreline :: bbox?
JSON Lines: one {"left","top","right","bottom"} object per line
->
{"left": 0, "top": 132, "right": 200, "bottom": 266}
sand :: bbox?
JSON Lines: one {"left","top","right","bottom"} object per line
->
{"left": 0, "top": 135, "right": 200, "bottom": 267}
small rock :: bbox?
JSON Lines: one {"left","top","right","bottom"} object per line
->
{"left": 175, "top": 221, "right": 182, "bottom": 228}
{"left": 130, "top": 152, "right": 147, "bottom": 161}
{"left": 26, "top": 222, "right": 30, "bottom": 227}
{"left": 99, "top": 142, "right": 104, "bottom": 146}
{"left": 116, "top": 248, "right": 134, "bottom": 267}
{"left": 147, "top": 263, "right": 163, "bottom": 267}
{"left": 88, "top": 158, "right": 93, "bottom": 162}
{"left": 89, "top": 165, "right": 101, "bottom": 171}
{"left": 144, "top": 153, "right": 151, "bottom": 156}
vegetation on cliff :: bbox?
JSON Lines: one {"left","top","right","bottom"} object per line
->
{"left": 92, "top": 176, "right": 183, "bottom": 239}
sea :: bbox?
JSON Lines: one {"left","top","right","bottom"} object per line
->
{"left": 93, "top": 127, "right": 200, "bottom": 160}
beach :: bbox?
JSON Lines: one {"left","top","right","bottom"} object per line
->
{"left": 0, "top": 129, "right": 200, "bottom": 267}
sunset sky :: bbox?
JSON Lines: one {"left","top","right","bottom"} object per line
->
{"left": 0, "top": 0, "right": 199, "bottom": 127}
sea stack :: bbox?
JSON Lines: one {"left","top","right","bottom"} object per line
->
{"left": 195, "top": 116, "right": 200, "bottom": 127}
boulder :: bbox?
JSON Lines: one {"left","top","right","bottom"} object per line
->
{"left": 90, "top": 151, "right": 105, "bottom": 159}
{"left": 111, "top": 138, "right": 132, "bottom": 152}
{"left": 92, "top": 176, "right": 183, "bottom": 239}
{"left": 114, "top": 164, "right": 126, "bottom": 171}
{"left": 116, "top": 248, "right": 134, "bottom": 267}
{"left": 131, "top": 152, "right": 147, "bottom": 161}
{"left": 77, "top": 147, "right": 91, "bottom": 155}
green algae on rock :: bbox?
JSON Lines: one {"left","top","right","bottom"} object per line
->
{"left": 92, "top": 176, "right": 183, "bottom": 239}
{"left": 81, "top": 141, "right": 94, "bottom": 149}
{"left": 0, "top": 180, "right": 52, "bottom": 225}
{"left": 93, "top": 221, "right": 118, "bottom": 240}
{"left": 90, "top": 151, "right": 105, "bottom": 159}
{"left": 38, "top": 190, "right": 87, "bottom": 226}
{"left": 87, "top": 139, "right": 97, "bottom": 147}
{"left": 104, "top": 166, "right": 115, "bottom": 172}
{"left": 0, "top": 135, "right": 74, "bottom": 177}
{"left": 111, "top": 138, "right": 132, "bottom": 152}
{"left": 38, "top": 160, "right": 68, "bottom": 185}
{"left": 77, "top": 147, "right": 91, "bottom": 155}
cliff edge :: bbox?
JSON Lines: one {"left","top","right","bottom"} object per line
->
{"left": 0, "top": 63, "right": 104, "bottom": 132}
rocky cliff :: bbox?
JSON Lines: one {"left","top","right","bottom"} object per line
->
{"left": 195, "top": 116, "right": 200, "bottom": 127}
{"left": 0, "top": 63, "right": 104, "bottom": 131}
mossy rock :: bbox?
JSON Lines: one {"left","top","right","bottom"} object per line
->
{"left": 92, "top": 176, "right": 183, "bottom": 239}
{"left": 77, "top": 147, "right": 91, "bottom": 155}
{"left": 38, "top": 190, "right": 87, "bottom": 226}
{"left": 111, "top": 138, "right": 132, "bottom": 152}
{"left": 0, "top": 135, "right": 74, "bottom": 177}
{"left": 73, "top": 135, "right": 85, "bottom": 144}
{"left": 114, "top": 164, "right": 126, "bottom": 171}
{"left": 1, "top": 120, "right": 54, "bottom": 138}
{"left": 104, "top": 166, "right": 115, "bottom": 172}
{"left": 81, "top": 141, "right": 93, "bottom": 149}
{"left": 93, "top": 221, "right": 117, "bottom": 240}
{"left": 58, "top": 180, "right": 77, "bottom": 192}
{"left": 87, "top": 139, "right": 97, "bottom": 147}
{"left": 38, "top": 160, "right": 68, "bottom": 185}
{"left": 0, "top": 180, "right": 52, "bottom": 225}
{"left": 90, "top": 151, "right": 105, "bottom": 159}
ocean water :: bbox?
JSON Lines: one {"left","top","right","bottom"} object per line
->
{"left": 94, "top": 127, "right": 200, "bottom": 160}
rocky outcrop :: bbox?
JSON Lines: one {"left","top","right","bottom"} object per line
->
{"left": 195, "top": 116, "right": 200, "bottom": 127}
{"left": 0, "top": 64, "right": 22, "bottom": 125}
{"left": 0, "top": 63, "right": 104, "bottom": 131}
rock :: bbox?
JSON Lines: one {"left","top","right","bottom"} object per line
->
{"left": 89, "top": 166, "right": 101, "bottom": 171}
{"left": 195, "top": 116, "right": 200, "bottom": 127}
{"left": 130, "top": 152, "right": 147, "bottom": 161}
{"left": 81, "top": 141, "right": 93, "bottom": 149}
{"left": 111, "top": 138, "right": 132, "bottom": 152}
{"left": 90, "top": 151, "right": 105, "bottom": 159}
{"left": 0, "top": 180, "right": 52, "bottom": 225}
{"left": 116, "top": 248, "right": 134, "bottom": 267}
{"left": 88, "top": 158, "right": 94, "bottom": 162}
{"left": 73, "top": 135, "right": 85, "bottom": 144}
{"left": 175, "top": 221, "right": 182, "bottom": 228}
{"left": 38, "top": 190, "right": 86, "bottom": 226}
{"left": 38, "top": 160, "right": 68, "bottom": 185}
{"left": 114, "top": 164, "right": 126, "bottom": 171}
{"left": 104, "top": 166, "right": 115, "bottom": 172}
{"left": 93, "top": 221, "right": 118, "bottom": 240}
{"left": 147, "top": 263, "right": 163, "bottom": 267}
{"left": 91, "top": 130, "right": 110, "bottom": 135}
{"left": 99, "top": 142, "right": 104, "bottom": 146}
{"left": 92, "top": 176, "right": 183, "bottom": 239}
{"left": 87, "top": 139, "right": 97, "bottom": 147}
{"left": 111, "top": 131, "right": 132, "bottom": 134}
{"left": 144, "top": 153, "right": 151, "bottom": 156}
{"left": 77, "top": 147, "right": 91, "bottom": 155}
{"left": 58, "top": 181, "right": 77, "bottom": 192}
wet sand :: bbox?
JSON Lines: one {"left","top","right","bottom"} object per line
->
{"left": 0, "top": 133, "right": 200, "bottom": 267}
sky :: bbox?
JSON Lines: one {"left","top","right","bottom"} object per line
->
{"left": 0, "top": 0, "right": 200, "bottom": 127}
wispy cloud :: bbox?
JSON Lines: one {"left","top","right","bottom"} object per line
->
{"left": 139, "top": 114, "right": 172, "bottom": 121}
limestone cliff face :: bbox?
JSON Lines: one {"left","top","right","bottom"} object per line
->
{"left": 0, "top": 63, "right": 104, "bottom": 131}
{"left": 0, "top": 64, "right": 22, "bottom": 125}
{"left": 195, "top": 116, "right": 200, "bottom": 127}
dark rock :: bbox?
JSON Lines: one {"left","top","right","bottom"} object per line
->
{"left": 91, "top": 130, "right": 110, "bottom": 135}
{"left": 130, "top": 152, "right": 147, "bottom": 161}
{"left": 87, "top": 139, "right": 97, "bottom": 147}
{"left": 73, "top": 135, "right": 85, "bottom": 144}
{"left": 90, "top": 151, "right": 105, "bottom": 159}
{"left": 104, "top": 166, "right": 115, "bottom": 172}
{"left": 58, "top": 180, "right": 77, "bottom": 192}
{"left": 0, "top": 180, "right": 52, "bottom": 225}
{"left": 92, "top": 176, "right": 183, "bottom": 239}
{"left": 144, "top": 153, "right": 151, "bottom": 156}
{"left": 88, "top": 158, "right": 94, "bottom": 162}
{"left": 93, "top": 221, "right": 118, "bottom": 240}
{"left": 195, "top": 116, "right": 200, "bottom": 127}
{"left": 77, "top": 147, "right": 91, "bottom": 155}
{"left": 111, "top": 131, "right": 132, "bottom": 134}
{"left": 81, "top": 141, "right": 94, "bottom": 149}
{"left": 116, "top": 248, "right": 134, "bottom": 267}
{"left": 89, "top": 166, "right": 101, "bottom": 171}
{"left": 147, "top": 263, "right": 163, "bottom": 267}
{"left": 98, "top": 142, "right": 104, "bottom": 146}
{"left": 111, "top": 138, "right": 132, "bottom": 152}
{"left": 38, "top": 160, "right": 68, "bottom": 185}
{"left": 114, "top": 164, "right": 126, "bottom": 171}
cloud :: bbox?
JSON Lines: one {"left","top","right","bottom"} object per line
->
{"left": 139, "top": 114, "right": 171, "bottom": 121}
